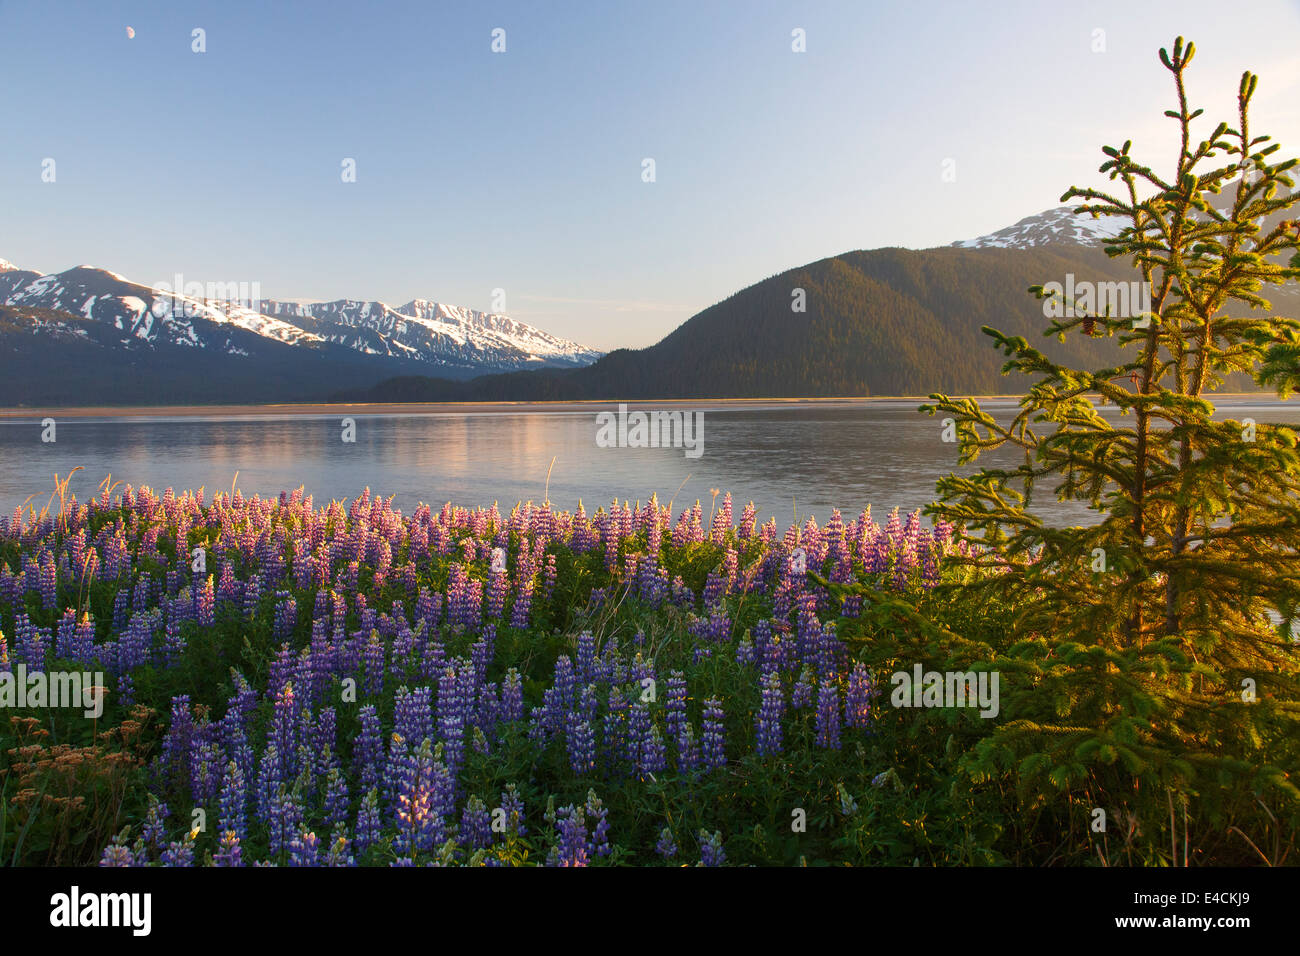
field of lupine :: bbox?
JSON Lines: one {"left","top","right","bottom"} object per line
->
{"left": 0, "top": 481, "right": 995, "bottom": 867}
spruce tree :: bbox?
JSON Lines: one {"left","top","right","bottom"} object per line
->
{"left": 919, "top": 37, "right": 1300, "bottom": 862}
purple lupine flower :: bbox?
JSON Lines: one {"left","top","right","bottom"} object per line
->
{"left": 735, "top": 636, "right": 755, "bottom": 665}
{"left": 195, "top": 575, "right": 215, "bottom": 627}
{"left": 289, "top": 831, "right": 320, "bottom": 867}
{"left": 754, "top": 670, "right": 784, "bottom": 756}
{"left": 575, "top": 631, "right": 598, "bottom": 684}
{"left": 921, "top": 535, "right": 940, "bottom": 588}
{"left": 190, "top": 735, "right": 224, "bottom": 808}
{"left": 436, "top": 662, "right": 469, "bottom": 774}
{"left": 395, "top": 739, "right": 453, "bottom": 857}
{"left": 500, "top": 668, "right": 523, "bottom": 722}
{"left": 792, "top": 667, "right": 815, "bottom": 709}
{"left": 218, "top": 760, "right": 246, "bottom": 841}
{"left": 355, "top": 705, "right": 383, "bottom": 794}
{"left": 323, "top": 767, "right": 349, "bottom": 831}
{"left": 499, "top": 784, "right": 527, "bottom": 838}
{"left": 548, "top": 804, "right": 589, "bottom": 867}
{"left": 698, "top": 830, "right": 726, "bottom": 867}
{"left": 837, "top": 783, "right": 859, "bottom": 816}
{"left": 701, "top": 697, "right": 726, "bottom": 770}
{"left": 355, "top": 788, "right": 382, "bottom": 854}
{"left": 267, "top": 786, "right": 304, "bottom": 858}
{"left": 273, "top": 592, "right": 298, "bottom": 640}
{"left": 638, "top": 725, "right": 667, "bottom": 778}
{"left": 571, "top": 682, "right": 596, "bottom": 725}
{"left": 703, "top": 570, "right": 725, "bottom": 608}
{"left": 844, "top": 662, "right": 877, "bottom": 729}
{"left": 415, "top": 586, "right": 441, "bottom": 629}
{"left": 816, "top": 681, "right": 841, "bottom": 750}
{"left": 142, "top": 797, "right": 170, "bottom": 852}
{"left": 542, "top": 554, "right": 557, "bottom": 603}
{"left": 325, "top": 831, "right": 354, "bottom": 867}
{"left": 626, "top": 702, "right": 651, "bottom": 767}
{"left": 459, "top": 795, "right": 493, "bottom": 850}
{"left": 100, "top": 843, "right": 134, "bottom": 867}
{"left": 675, "top": 722, "right": 701, "bottom": 776}
{"left": 255, "top": 743, "right": 285, "bottom": 827}
{"left": 665, "top": 671, "right": 688, "bottom": 744}
{"left": 213, "top": 830, "right": 243, "bottom": 867}
{"left": 566, "top": 717, "right": 597, "bottom": 776}
{"left": 393, "top": 686, "right": 433, "bottom": 750}
{"left": 39, "top": 552, "right": 58, "bottom": 610}
{"left": 160, "top": 695, "right": 195, "bottom": 792}
{"left": 269, "top": 683, "right": 299, "bottom": 780}
{"left": 363, "top": 632, "right": 385, "bottom": 698}
{"left": 486, "top": 566, "right": 509, "bottom": 620}
{"left": 655, "top": 827, "right": 677, "bottom": 860}
{"left": 160, "top": 836, "right": 195, "bottom": 867}
{"left": 602, "top": 689, "right": 629, "bottom": 772}
{"left": 553, "top": 654, "right": 577, "bottom": 712}
{"left": 585, "top": 790, "right": 611, "bottom": 858}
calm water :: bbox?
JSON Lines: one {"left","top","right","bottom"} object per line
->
{"left": 2, "top": 399, "right": 1296, "bottom": 527}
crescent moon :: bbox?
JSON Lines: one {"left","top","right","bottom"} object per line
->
{"left": 126, "top": 26, "right": 135, "bottom": 39}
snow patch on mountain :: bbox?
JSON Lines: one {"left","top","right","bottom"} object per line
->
{"left": 953, "top": 206, "right": 1128, "bottom": 249}
{"left": 0, "top": 257, "right": 604, "bottom": 371}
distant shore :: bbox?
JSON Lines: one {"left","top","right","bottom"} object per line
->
{"left": 0, "top": 393, "right": 1287, "bottom": 419}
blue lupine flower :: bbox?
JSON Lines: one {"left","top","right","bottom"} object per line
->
{"left": 213, "top": 831, "right": 243, "bottom": 867}
{"left": 355, "top": 705, "right": 383, "bottom": 794}
{"left": 844, "top": 662, "right": 877, "bottom": 729}
{"left": 501, "top": 667, "right": 524, "bottom": 722}
{"left": 792, "top": 667, "right": 815, "bottom": 709}
{"left": 460, "top": 795, "right": 493, "bottom": 849}
{"left": 355, "top": 788, "right": 382, "bottom": 853}
{"left": 639, "top": 725, "right": 667, "bottom": 778}
{"left": 323, "top": 766, "right": 349, "bottom": 831}
{"left": 701, "top": 697, "right": 726, "bottom": 770}
{"left": 142, "top": 797, "right": 170, "bottom": 852}
{"left": 548, "top": 804, "right": 589, "bottom": 867}
{"left": 218, "top": 761, "right": 246, "bottom": 841}
{"left": 816, "top": 681, "right": 841, "bottom": 750}
{"left": 837, "top": 783, "right": 859, "bottom": 816}
{"left": 499, "top": 784, "right": 527, "bottom": 838}
{"left": 567, "top": 717, "right": 597, "bottom": 776}
{"left": 754, "top": 670, "right": 784, "bottom": 756}
{"left": 289, "top": 831, "right": 320, "bottom": 867}
{"left": 698, "top": 829, "right": 726, "bottom": 867}
{"left": 655, "top": 827, "right": 677, "bottom": 860}
{"left": 100, "top": 843, "right": 134, "bottom": 867}
{"left": 585, "top": 790, "right": 611, "bottom": 858}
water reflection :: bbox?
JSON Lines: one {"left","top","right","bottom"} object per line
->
{"left": 1, "top": 399, "right": 1295, "bottom": 527}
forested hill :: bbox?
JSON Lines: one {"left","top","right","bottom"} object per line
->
{"left": 339, "top": 244, "right": 1196, "bottom": 401}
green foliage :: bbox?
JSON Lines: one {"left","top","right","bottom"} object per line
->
{"left": 919, "top": 37, "right": 1300, "bottom": 865}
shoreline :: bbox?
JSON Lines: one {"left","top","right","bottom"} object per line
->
{"left": 0, "top": 393, "right": 1287, "bottom": 419}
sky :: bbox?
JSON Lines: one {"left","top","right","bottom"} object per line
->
{"left": 2, "top": 0, "right": 1298, "bottom": 351}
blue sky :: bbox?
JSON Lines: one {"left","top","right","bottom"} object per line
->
{"left": 2, "top": 0, "right": 1298, "bottom": 350}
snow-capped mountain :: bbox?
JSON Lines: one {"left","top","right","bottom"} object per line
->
{"left": 952, "top": 205, "right": 1128, "bottom": 249}
{"left": 0, "top": 260, "right": 603, "bottom": 371}
{"left": 953, "top": 184, "right": 1296, "bottom": 250}
{"left": 260, "top": 297, "right": 602, "bottom": 368}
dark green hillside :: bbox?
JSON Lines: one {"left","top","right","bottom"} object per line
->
{"left": 346, "top": 243, "right": 1213, "bottom": 401}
